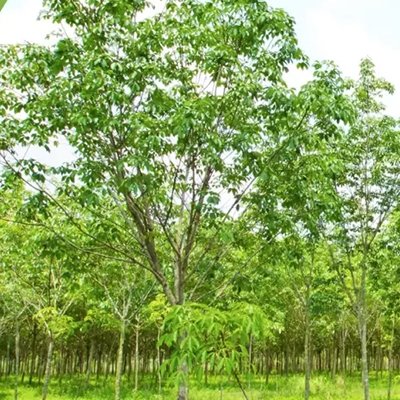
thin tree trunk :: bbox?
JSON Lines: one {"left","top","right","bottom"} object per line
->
{"left": 360, "top": 312, "right": 370, "bottom": 400}
{"left": 358, "top": 263, "right": 370, "bottom": 400}
{"left": 14, "top": 321, "right": 20, "bottom": 400}
{"left": 247, "top": 334, "right": 253, "bottom": 390}
{"left": 6, "top": 340, "right": 11, "bottom": 378}
{"left": 175, "top": 263, "right": 188, "bottom": 400}
{"left": 96, "top": 349, "right": 102, "bottom": 381}
{"left": 115, "top": 321, "right": 126, "bottom": 400}
{"left": 29, "top": 323, "right": 38, "bottom": 385}
{"left": 58, "top": 345, "right": 65, "bottom": 386}
{"left": 85, "top": 340, "right": 95, "bottom": 389}
{"left": 304, "top": 307, "right": 311, "bottom": 400}
{"left": 387, "top": 316, "right": 395, "bottom": 400}
{"left": 341, "top": 329, "right": 346, "bottom": 375}
{"left": 233, "top": 370, "right": 249, "bottom": 400}
{"left": 42, "top": 336, "right": 54, "bottom": 400}
{"left": 134, "top": 322, "right": 139, "bottom": 391}
{"left": 331, "top": 342, "right": 337, "bottom": 379}
{"left": 157, "top": 327, "right": 162, "bottom": 394}
{"left": 265, "top": 350, "right": 270, "bottom": 385}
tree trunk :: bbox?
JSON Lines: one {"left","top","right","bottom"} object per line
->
{"left": 134, "top": 322, "right": 139, "bottom": 392}
{"left": 265, "top": 350, "right": 270, "bottom": 385}
{"left": 358, "top": 262, "right": 370, "bottom": 400}
{"left": 341, "top": 329, "right": 346, "bottom": 375}
{"left": 29, "top": 323, "right": 38, "bottom": 385}
{"left": 14, "top": 321, "right": 20, "bottom": 400}
{"left": 115, "top": 321, "right": 126, "bottom": 400}
{"left": 177, "top": 359, "right": 189, "bottom": 400}
{"left": 157, "top": 327, "right": 162, "bottom": 394}
{"left": 57, "top": 343, "right": 64, "bottom": 386}
{"left": 359, "top": 312, "right": 370, "bottom": 400}
{"left": 85, "top": 340, "right": 95, "bottom": 389}
{"left": 6, "top": 340, "right": 11, "bottom": 378}
{"left": 304, "top": 307, "right": 311, "bottom": 400}
{"left": 96, "top": 349, "right": 102, "bottom": 381}
{"left": 175, "top": 262, "right": 188, "bottom": 400}
{"left": 42, "top": 336, "right": 54, "bottom": 400}
{"left": 387, "top": 316, "right": 395, "bottom": 400}
{"left": 331, "top": 345, "right": 337, "bottom": 379}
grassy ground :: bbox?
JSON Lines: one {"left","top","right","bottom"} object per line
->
{"left": 1, "top": 373, "right": 400, "bottom": 399}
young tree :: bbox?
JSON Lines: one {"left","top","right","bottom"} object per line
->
{"left": 247, "top": 59, "right": 354, "bottom": 398}
{"left": 326, "top": 59, "right": 400, "bottom": 400}
{"left": 89, "top": 260, "right": 155, "bottom": 400}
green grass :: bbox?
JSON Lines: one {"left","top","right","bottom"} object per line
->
{"left": 1, "top": 373, "right": 400, "bottom": 399}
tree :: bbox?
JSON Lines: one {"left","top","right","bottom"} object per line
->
{"left": 1, "top": 210, "right": 82, "bottom": 400}
{"left": 0, "top": 2, "right": 308, "bottom": 398}
{"left": 325, "top": 58, "right": 400, "bottom": 400}
{"left": 247, "top": 59, "right": 354, "bottom": 399}
{"left": 89, "top": 259, "right": 155, "bottom": 400}
{"left": 370, "top": 215, "right": 400, "bottom": 400}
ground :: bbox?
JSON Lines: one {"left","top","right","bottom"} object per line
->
{"left": 2, "top": 374, "right": 400, "bottom": 399}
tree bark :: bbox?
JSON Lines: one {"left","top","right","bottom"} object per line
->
{"left": 175, "top": 261, "right": 188, "bottom": 400}
{"left": 14, "top": 321, "right": 20, "bottom": 400}
{"left": 85, "top": 340, "right": 95, "bottom": 389}
{"left": 177, "top": 359, "right": 189, "bottom": 400}
{"left": 387, "top": 316, "right": 395, "bottom": 400}
{"left": 42, "top": 336, "right": 54, "bottom": 400}
{"left": 359, "top": 311, "right": 369, "bottom": 400}
{"left": 115, "top": 321, "right": 126, "bottom": 400}
{"left": 304, "top": 306, "right": 311, "bottom": 400}
{"left": 357, "top": 261, "right": 370, "bottom": 400}
{"left": 157, "top": 327, "right": 162, "bottom": 394}
{"left": 29, "top": 322, "right": 38, "bottom": 385}
{"left": 134, "top": 321, "right": 139, "bottom": 392}
{"left": 265, "top": 350, "right": 270, "bottom": 385}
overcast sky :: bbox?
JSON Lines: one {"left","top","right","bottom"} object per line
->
{"left": 0, "top": 0, "right": 399, "bottom": 163}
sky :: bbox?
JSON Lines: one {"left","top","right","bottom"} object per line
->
{"left": 0, "top": 0, "right": 399, "bottom": 163}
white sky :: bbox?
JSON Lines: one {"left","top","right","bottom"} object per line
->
{"left": 0, "top": 0, "right": 399, "bottom": 163}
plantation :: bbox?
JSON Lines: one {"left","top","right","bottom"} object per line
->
{"left": 1, "top": 1, "right": 400, "bottom": 400}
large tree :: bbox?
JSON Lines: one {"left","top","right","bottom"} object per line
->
{"left": 0, "top": 1, "right": 309, "bottom": 398}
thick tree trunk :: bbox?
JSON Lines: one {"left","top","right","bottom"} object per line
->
{"left": 115, "top": 321, "right": 126, "bottom": 400}
{"left": 42, "top": 336, "right": 54, "bottom": 400}
{"left": 177, "top": 360, "right": 189, "bottom": 400}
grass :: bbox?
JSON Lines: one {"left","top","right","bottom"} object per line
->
{"left": 1, "top": 373, "right": 400, "bottom": 399}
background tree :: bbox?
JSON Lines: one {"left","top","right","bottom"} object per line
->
{"left": 325, "top": 58, "right": 400, "bottom": 400}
